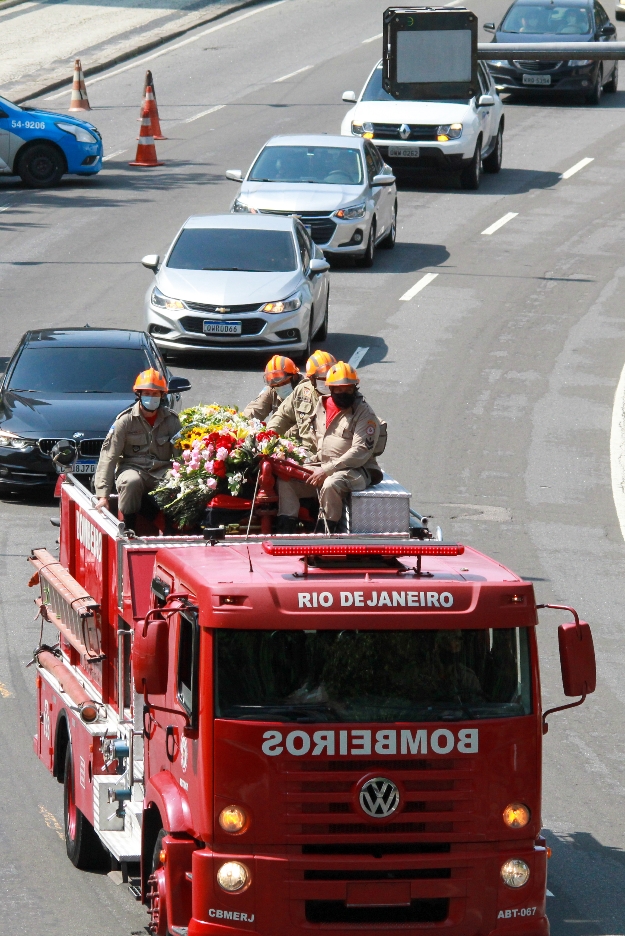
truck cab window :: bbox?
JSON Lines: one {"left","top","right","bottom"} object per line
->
{"left": 177, "top": 610, "right": 199, "bottom": 721}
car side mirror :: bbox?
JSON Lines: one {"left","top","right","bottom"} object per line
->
{"left": 168, "top": 376, "right": 192, "bottom": 393}
{"left": 309, "top": 257, "right": 330, "bottom": 273}
{"left": 141, "top": 254, "right": 160, "bottom": 272}
{"left": 478, "top": 94, "right": 495, "bottom": 107}
{"left": 342, "top": 90, "right": 357, "bottom": 103}
{"left": 601, "top": 22, "right": 616, "bottom": 35}
{"left": 372, "top": 172, "right": 396, "bottom": 187}
{"left": 559, "top": 619, "right": 596, "bottom": 697}
{"left": 226, "top": 169, "right": 243, "bottom": 181}
{"left": 483, "top": 22, "right": 496, "bottom": 32}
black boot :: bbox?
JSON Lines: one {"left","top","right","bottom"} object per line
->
{"left": 122, "top": 513, "right": 137, "bottom": 532}
{"left": 325, "top": 520, "right": 339, "bottom": 534}
{"left": 275, "top": 515, "right": 298, "bottom": 534}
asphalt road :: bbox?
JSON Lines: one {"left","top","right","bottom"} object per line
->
{"left": 2, "top": 0, "right": 625, "bottom": 932}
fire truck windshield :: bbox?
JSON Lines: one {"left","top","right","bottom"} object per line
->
{"left": 215, "top": 627, "right": 531, "bottom": 723}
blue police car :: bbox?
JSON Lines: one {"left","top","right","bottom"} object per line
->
{"left": 0, "top": 94, "right": 103, "bottom": 188}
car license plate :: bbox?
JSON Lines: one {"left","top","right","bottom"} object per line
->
{"left": 522, "top": 74, "right": 551, "bottom": 85}
{"left": 203, "top": 321, "right": 242, "bottom": 336}
{"left": 73, "top": 460, "right": 96, "bottom": 474}
{"left": 388, "top": 146, "right": 420, "bottom": 158}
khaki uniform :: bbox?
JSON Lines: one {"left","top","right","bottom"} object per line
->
{"left": 94, "top": 401, "right": 180, "bottom": 515}
{"left": 278, "top": 394, "right": 382, "bottom": 523}
{"left": 267, "top": 378, "right": 319, "bottom": 453}
{"left": 242, "top": 385, "right": 281, "bottom": 421}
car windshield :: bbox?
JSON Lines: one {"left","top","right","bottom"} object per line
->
{"left": 215, "top": 627, "right": 532, "bottom": 723}
{"left": 249, "top": 146, "right": 364, "bottom": 185}
{"left": 361, "top": 65, "right": 470, "bottom": 103}
{"left": 8, "top": 347, "right": 151, "bottom": 393}
{"left": 500, "top": 3, "right": 591, "bottom": 33}
{"left": 167, "top": 228, "right": 298, "bottom": 272}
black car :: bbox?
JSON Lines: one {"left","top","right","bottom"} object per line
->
{"left": 485, "top": 0, "right": 618, "bottom": 104}
{"left": 0, "top": 328, "right": 190, "bottom": 490}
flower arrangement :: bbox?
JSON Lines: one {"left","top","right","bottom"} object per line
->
{"left": 153, "top": 404, "right": 312, "bottom": 528}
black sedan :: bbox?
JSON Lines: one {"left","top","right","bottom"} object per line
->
{"left": 485, "top": 0, "right": 618, "bottom": 104}
{"left": 0, "top": 327, "right": 190, "bottom": 490}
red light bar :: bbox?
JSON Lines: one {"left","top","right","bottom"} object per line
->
{"left": 262, "top": 540, "right": 464, "bottom": 557}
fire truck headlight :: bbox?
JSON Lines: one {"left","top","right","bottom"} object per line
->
{"left": 217, "top": 861, "right": 251, "bottom": 892}
{"left": 500, "top": 859, "right": 530, "bottom": 888}
{"left": 503, "top": 803, "right": 530, "bottom": 829}
{"left": 219, "top": 805, "right": 247, "bottom": 833}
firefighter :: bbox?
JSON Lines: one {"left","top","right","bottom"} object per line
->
{"left": 275, "top": 361, "right": 383, "bottom": 534}
{"left": 94, "top": 369, "right": 180, "bottom": 530}
{"left": 242, "top": 356, "right": 303, "bottom": 420}
{"left": 267, "top": 350, "right": 336, "bottom": 454}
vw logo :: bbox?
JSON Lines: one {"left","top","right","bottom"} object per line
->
{"left": 359, "top": 777, "right": 400, "bottom": 818}
{"left": 399, "top": 123, "right": 411, "bottom": 140}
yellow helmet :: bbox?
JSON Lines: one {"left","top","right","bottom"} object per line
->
{"left": 264, "top": 355, "right": 299, "bottom": 387}
{"left": 306, "top": 350, "right": 336, "bottom": 379}
{"left": 133, "top": 368, "right": 168, "bottom": 392}
{"left": 326, "top": 361, "right": 359, "bottom": 386}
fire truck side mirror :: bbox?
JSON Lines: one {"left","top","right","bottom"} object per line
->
{"left": 558, "top": 620, "right": 596, "bottom": 697}
{"left": 133, "top": 617, "right": 169, "bottom": 695}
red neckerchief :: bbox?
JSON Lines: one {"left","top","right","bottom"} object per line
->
{"left": 142, "top": 408, "right": 159, "bottom": 426}
{"left": 323, "top": 395, "right": 342, "bottom": 429}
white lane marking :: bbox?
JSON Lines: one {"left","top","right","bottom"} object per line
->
{"left": 610, "top": 353, "right": 625, "bottom": 542}
{"left": 362, "top": 32, "right": 383, "bottom": 43}
{"left": 102, "top": 149, "right": 126, "bottom": 161}
{"left": 273, "top": 64, "right": 313, "bottom": 83}
{"left": 399, "top": 272, "right": 438, "bottom": 301}
{"left": 482, "top": 212, "right": 518, "bottom": 236}
{"left": 561, "top": 157, "right": 594, "bottom": 179}
{"left": 184, "top": 104, "right": 225, "bottom": 123}
{"left": 348, "top": 346, "right": 369, "bottom": 369}
{"left": 546, "top": 890, "right": 555, "bottom": 897}
{"left": 44, "top": 0, "right": 287, "bottom": 99}
{"left": 0, "top": 205, "right": 11, "bottom": 213}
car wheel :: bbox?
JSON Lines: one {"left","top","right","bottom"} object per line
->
{"left": 587, "top": 66, "right": 603, "bottom": 105}
{"left": 315, "top": 289, "right": 329, "bottom": 341}
{"left": 605, "top": 62, "right": 618, "bottom": 93}
{"left": 17, "top": 143, "right": 66, "bottom": 188}
{"left": 379, "top": 202, "right": 397, "bottom": 249}
{"left": 356, "top": 219, "right": 376, "bottom": 267}
{"left": 460, "top": 140, "right": 482, "bottom": 190}
{"left": 482, "top": 125, "right": 503, "bottom": 174}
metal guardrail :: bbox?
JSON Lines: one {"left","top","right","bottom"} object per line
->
{"left": 478, "top": 41, "right": 625, "bottom": 60}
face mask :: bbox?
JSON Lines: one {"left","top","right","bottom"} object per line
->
{"left": 316, "top": 380, "right": 331, "bottom": 396}
{"left": 275, "top": 382, "right": 293, "bottom": 400}
{"left": 140, "top": 394, "right": 161, "bottom": 412}
{"left": 331, "top": 391, "right": 355, "bottom": 409}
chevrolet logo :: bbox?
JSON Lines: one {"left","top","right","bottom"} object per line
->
{"left": 215, "top": 307, "right": 229, "bottom": 313}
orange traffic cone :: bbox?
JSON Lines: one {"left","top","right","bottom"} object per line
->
{"left": 139, "top": 85, "right": 166, "bottom": 141}
{"left": 69, "top": 59, "right": 91, "bottom": 112}
{"left": 138, "top": 71, "right": 166, "bottom": 137}
{"left": 129, "top": 99, "right": 163, "bottom": 168}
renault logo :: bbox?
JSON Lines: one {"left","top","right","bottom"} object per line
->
{"left": 399, "top": 123, "right": 411, "bottom": 140}
{"left": 359, "top": 777, "right": 400, "bottom": 818}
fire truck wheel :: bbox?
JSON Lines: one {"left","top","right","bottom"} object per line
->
{"left": 147, "top": 831, "right": 169, "bottom": 936}
{"left": 63, "top": 744, "right": 109, "bottom": 870}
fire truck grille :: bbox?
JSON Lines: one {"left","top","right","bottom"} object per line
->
{"left": 305, "top": 899, "right": 449, "bottom": 924}
{"left": 282, "top": 759, "right": 475, "bottom": 843}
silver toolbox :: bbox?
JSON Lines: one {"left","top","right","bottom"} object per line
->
{"left": 347, "top": 473, "right": 411, "bottom": 534}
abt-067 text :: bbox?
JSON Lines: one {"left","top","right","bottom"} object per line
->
{"left": 261, "top": 727, "right": 479, "bottom": 757}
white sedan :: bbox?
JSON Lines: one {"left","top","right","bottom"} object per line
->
{"left": 341, "top": 60, "right": 504, "bottom": 189}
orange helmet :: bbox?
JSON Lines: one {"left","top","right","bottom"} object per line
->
{"left": 326, "top": 361, "right": 359, "bottom": 386}
{"left": 306, "top": 350, "right": 336, "bottom": 379}
{"left": 133, "top": 368, "right": 168, "bottom": 392}
{"left": 264, "top": 355, "right": 299, "bottom": 387}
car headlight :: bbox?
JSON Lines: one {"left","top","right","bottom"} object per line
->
{"left": 151, "top": 287, "right": 185, "bottom": 311}
{"left": 351, "top": 121, "right": 374, "bottom": 138}
{"left": 217, "top": 861, "right": 251, "bottom": 892}
{"left": 232, "top": 198, "right": 258, "bottom": 214}
{"left": 436, "top": 123, "right": 462, "bottom": 142}
{"left": 500, "top": 859, "right": 530, "bottom": 888}
{"left": 55, "top": 122, "right": 98, "bottom": 144}
{"left": 568, "top": 59, "right": 592, "bottom": 66}
{"left": 0, "top": 430, "right": 34, "bottom": 450}
{"left": 261, "top": 293, "right": 302, "bottom": 314}
{"left": 335, "top": 202, "right": 366, "bottom": 220}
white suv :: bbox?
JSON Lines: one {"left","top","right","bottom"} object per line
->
{"left": 341, "top": 60, "right": 504, "bottom": 190}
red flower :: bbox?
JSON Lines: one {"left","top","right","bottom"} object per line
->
{"left": 212, "top": 459, "right": 227, "bottom": 477}
{"left": 256, "top": 429, "right": 278, "bottom": 442}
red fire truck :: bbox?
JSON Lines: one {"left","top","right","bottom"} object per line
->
{"left": 28, "top": 470, "right": 595, "bottom": 936}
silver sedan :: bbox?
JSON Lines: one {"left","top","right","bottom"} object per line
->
{"left": 226, "top": 134, "right": 397, "bottom": 268}
{"left": 142, "top": 214, "right": 330, "bottom": 360}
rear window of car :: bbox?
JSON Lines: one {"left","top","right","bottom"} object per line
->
{"left": 249, "top": 146, "right": 364, "bottom": 185}
{"left": 167, "top": 228, "right": 298, "bottom": 272}
{"left": 8, "top": 347, "right": 151, "bottom": 393}
{"left": 500, "top": 3, "right": 591, "bottom": 33}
